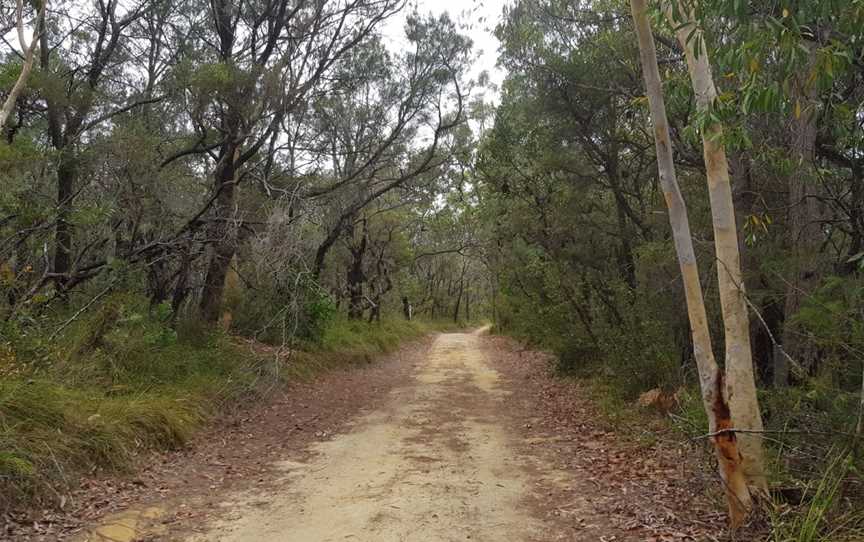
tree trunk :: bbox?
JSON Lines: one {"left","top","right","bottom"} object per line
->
{"left": 200, "top": 145, "right": 239, "bottom": 322}
{"left": 781, "top": 42, "right": 824, "bottom": 376}
{"left": 402, "top": 296, "right": 412, "bottom": 320}
{"left": 346, "top": 220, "right": 367, "bottom": 320}
{"left": 665, "top": 0, "right": 767, "bottom": 493}
{"left": 730, "top": 151, "right": 773, "bottom": 385}
{"left": 453, "top": 260, "right": 468, "bottom": 323}
{"left": 367, "top": 296, "right": 380, "bottom": 323}
{"left": 171, "top": 243, "right": 193, "bottom": 319}
{"left": 452, "top": 287, "right": 462, "bottom": 323}
{"left": 630, "top": 0, "right": 752, "bottom": 526}
{"left": 857, "top": 359, "right": 864, "bottom": 453}
{"left": 843, "top": 164, "right": 864, "bottom": 275}
{"left": 0, "top": 0, "right": 43, "bottom": 132}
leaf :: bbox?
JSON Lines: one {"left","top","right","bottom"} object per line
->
{"left": 794, "top": 100, "right": 801, "bottom": 119}
{"left": 749, "top": 58, "right": 759, "bottom": 73}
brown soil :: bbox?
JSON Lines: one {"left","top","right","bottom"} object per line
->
{"left": 483, "top": 334, "right": 730, "bottom": 541}
{"left": 5, "top": 331, "right": 735, "bottom": 541}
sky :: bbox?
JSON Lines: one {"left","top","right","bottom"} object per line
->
{"left": 380, "top": 0, "right": 509, "bottom": 102}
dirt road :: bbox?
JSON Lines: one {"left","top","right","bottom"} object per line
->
{"left": 187, "top": 329, "right": 584, "bottom": 541}
{"left": 66, "top": 331, "right": 721, "bottom": 542}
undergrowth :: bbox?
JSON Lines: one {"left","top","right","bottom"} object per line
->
{"left": 311, "top": 316, "right": 460, "bottom": 353}
{"left": 575, "top": 368, "right": 864, "bottom": 540}
{"left": 493, "top": 321, "right": 864, "bottom": 541}
{"left": 0, "top": 293, "right": 442, "bottom": 512}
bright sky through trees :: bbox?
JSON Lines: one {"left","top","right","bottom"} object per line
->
{"left": 382, "top": 0, "right": 507, "bottom": 101}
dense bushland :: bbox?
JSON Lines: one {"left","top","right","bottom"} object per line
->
{"left": 0, "top": 0, "right": 490, "bottom": 511}
{"left": 0, "top": 287, "right": 451, "bottom": 510}
{"left": 4, "top": 0, "right": 864, "bottom": 536}
{"left": 474, "top": 0, "right": 864, "bottom": 536}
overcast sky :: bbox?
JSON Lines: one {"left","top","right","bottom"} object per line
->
{"left": 381, "top": 0, "right": 508, "bottom": 102}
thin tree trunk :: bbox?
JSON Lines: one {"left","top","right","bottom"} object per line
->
{"left": 843, "top": 163, "right": 864, "bottom": 275}
{"left": 53, "top": 155, "right": 76, "bottom": 290}
{"left": 452, "top": 288, "right": 462, "bottom": 323}
{"left": 490, "top": 272, "right": 498, "bottom": 326}
{"left": 0, "top": 0, "right": 44, "bottom": 132}
{"left": 856, "top": 360, "right": 863, "bottom": 449}
{"left": 171, "top": 243, "right": 192, "bottom": 319}
{"left": 453, "top": 260, "right": 467, "bottom": 323}
{"left": 630, "top": 0, "right": 752, "bottom": 526}
{"left": 664, "top": 0, "right": 767, "bottom": 493}
{"left": 346, "top": 219, "right": 367, "bottom": 320}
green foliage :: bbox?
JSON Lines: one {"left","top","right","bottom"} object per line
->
{"left": 304, "top": 289, "right": 339, "bottom": 343}
{"left": 770, "top": 452, "right": 864, "bottom": 542}
{"left": 0, "top": 293, "right": 251, "bottom": 508}
{"left": 0, "top": 375, "right": 208, "bottom": 506}
{"left": 0, "top": 288, "right": 436, "bottom": 510}
{"left": 794, "top": 276, "right": 864, "bottom": 373}
{"left": 313, "top": 316, "right": 431, "bottom": 354}
{"left": 229, "top": 274, "right": 338, "bottom": 345}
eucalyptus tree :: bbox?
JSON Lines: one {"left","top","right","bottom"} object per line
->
{"left": 629, "top": 0, "right": 753, "bottom": 525}
{"left": 659, "top": 0, "right": 769, "bottom": 493}
{"left": 0, "top": 0, "right": 209, "bottom": 311}
{"left": 156, "top": 0, "right": 402, "bottom": 322}
{"left": 689, "top": 1, "right": 864, "bottom": 381}
{"left": 495, "top": 0, "right": 657, "bottom": 288}
{"left": 0, "top": 0, "right": 45, "bottom": 132}
{"left": 35, "top": 0, "right": 156, "bottom": 295}
{"left": 305, "top": 12, "right": 472, "bottom": 292}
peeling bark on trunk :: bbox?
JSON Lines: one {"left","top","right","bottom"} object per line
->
{"left": 664, "top": 0, "right": 767, "bottom": 493}
{"left": 630, "top": 0, "right": 752, "bottom": 526}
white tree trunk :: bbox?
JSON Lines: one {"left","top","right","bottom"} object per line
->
{"left": 664, "top": 0, "right": 768, "bottom": 493}
{"left": 629, "top": 0, "right": 752, "bottom": 526}
{"left": 0, "top": 0, "right": 44, "bottom": 132}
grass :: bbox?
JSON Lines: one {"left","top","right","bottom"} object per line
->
{"left": 0, "top": 294, "right": 448, "bottom": 512}
{"left": 558, "top": 367, "right": 864, "bottom": 541}
{"left": 0, "top": 325, "right": 257, "bottom": 510}
{"left": 493, "top": 321, "right": 864, "bottom": 540}
{"left": 769, "top": 451, "right": 864, "bottom": 542}
{"left": 312, "top": 316, "right": 461, "bottom": 353}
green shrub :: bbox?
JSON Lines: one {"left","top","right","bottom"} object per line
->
{"left": 303, "top": 289, "right": 338, "bottom": 342}
{"left": 0, "top": 290, "right": 438, "bottom": 510}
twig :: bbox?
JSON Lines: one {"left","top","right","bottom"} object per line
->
{"left": 48, "top": 280, "right": 117, "bottom": 340}
{"left": 715, "top": 256, "right": 806, "bottom": 378}
{"left": 694, "top": 427, "right": 860, "bottom": 441}
{"left": 740, "top": 291, "right": 806, "bottom": 378}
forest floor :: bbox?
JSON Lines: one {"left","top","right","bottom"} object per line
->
{"left": 8, "top": 329, "right": 731, "bottom": 542}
